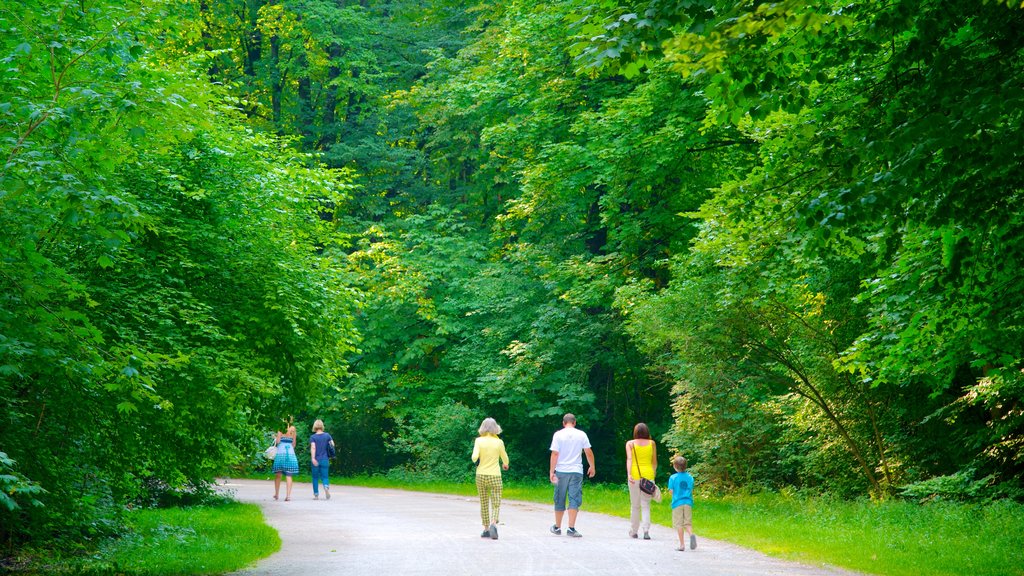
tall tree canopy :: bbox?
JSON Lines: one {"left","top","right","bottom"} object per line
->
{"left": 3, "top": 0, "right": 1023, "bottom": 549}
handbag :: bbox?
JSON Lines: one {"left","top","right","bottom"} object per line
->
{"left": 639, "top": 477, "right": 657, "bottom": 496}
{"left": 326, "top": 440, "right": 336, "bottom": 459}
{"left": 631, "top": 443, "right": 657, "bottom": 495}
{"left": 264, "top": 445, "right": 278, "bottom": 460}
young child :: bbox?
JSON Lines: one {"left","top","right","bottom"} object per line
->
{"left": 667, "top": 456, "right": 696, "bottom": 551}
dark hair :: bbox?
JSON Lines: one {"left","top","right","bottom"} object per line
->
{"left": 633, "top": 422, "right": 651, "bottom": 440}
{"left": 673, "top": 456, "right": 688, "bottom": 472}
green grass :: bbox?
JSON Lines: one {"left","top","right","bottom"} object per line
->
{"left": 339, "top": 475, "right": 1024, "bottom": 576}
{"left": 91, "top": 501, "right": 280, "bottom": 575}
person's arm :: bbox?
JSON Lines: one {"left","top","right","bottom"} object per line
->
{"left": 625, "top": 440, "right": 634, "bottom": 482}
{"left": 651, "top": 441, "right": 657, "bottom": 477}
{"left": 584, "top": 447, "right": 596, "bottom": 478}
{"left": 274, "top": 431, "right": 282, "bottom": 445}
{"left": 500, "top": 442, "right": 509, "bottom": 470}
{"left": 549, "top": 450, "right": 559, "bottom": 483}
{"left": 471, "top": 438, "right": 480, "bottom": 464}
{"left": 310, "top": 438, "right": 318, "bottom": 467}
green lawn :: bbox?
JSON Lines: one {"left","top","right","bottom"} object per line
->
{"left": 92, "top": 501, "right": 280, "bottom": 575}
{"left": 337, "top": 476, "right": 1024, "bottom": 576}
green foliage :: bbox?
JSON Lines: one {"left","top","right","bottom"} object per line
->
{"left": 0, "top": 0, "right": 358, "bottom": 545}
{"left": 388, "top": 402, "right": 480, "bottom": 482}
{"left": 0, "top": 452, "right": 44, "bottom": 514}
{"left": 6, "top": 0, "right": 1024, "bottom": 558}
{"left": 898, "top": 469, "right": 999, "bottom": 502}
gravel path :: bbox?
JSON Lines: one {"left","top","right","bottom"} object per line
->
{"left": 220, "top": 479, "right": 866, "bottom": 576}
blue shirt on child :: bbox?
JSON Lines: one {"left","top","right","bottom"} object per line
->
{"left": 668, "top": 471, "right": 694, "bottom": 508}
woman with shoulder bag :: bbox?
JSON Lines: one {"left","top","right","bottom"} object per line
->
{"left": 272, "top": 423, "right": 300, "bottom": 501}
{"left": 625, "top": 422, "right": 658, "bottom": 539}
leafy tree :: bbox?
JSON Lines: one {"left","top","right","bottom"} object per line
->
{"left": 1, "top": 0, "right": 358, "bottom": 543}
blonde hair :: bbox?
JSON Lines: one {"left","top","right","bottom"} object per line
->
{"left": 478, "top": 417, "right": 502, "bottom": 436}
{"left": 312, "top": 419, "right": 325, "bottom": 432}
{"left": 286, "top": 425, "right": 297, "bottom": 438}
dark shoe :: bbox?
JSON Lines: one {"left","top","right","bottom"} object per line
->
{"left": 629, "top": 531, "right": 638, "bottom": 539}
{"left": 313, "top": 494, "right": 319, "bottom": 500}
{"left": 566, "top": 527, "right": 582, "bottom": 538}
{"left": 481, "top": 530, "right": 491, "bottom": 538}
{"left": 643, "top": 532, "right": 651, "bottom": 540}
{"left": 489, "top": 524, "right": 498, "bottom": 540}
{"left": 677, "top": 546, "right": 685, "bottom": 552}
{"left": 690, "top": 534, "right": 697, "bottom": 549}
{"left": 550, "top": 525, "right": 561, "bottom": 535}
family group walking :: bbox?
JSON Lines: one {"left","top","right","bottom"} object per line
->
{"left": 472, "top": 412, "right": 697, "bottom": 552}
{"left": 266, "top": 413, "right": 694, "bottom": 552}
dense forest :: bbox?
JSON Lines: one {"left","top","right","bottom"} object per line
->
{"left": 3, "top": 0, "right": 1023, "bottom": 548}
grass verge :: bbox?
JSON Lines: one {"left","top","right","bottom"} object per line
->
{"left": 99, "top": 501, "right": 280, "bottom": 575}
{"left": 336, "top": 475, "right": 1023, "bottom": 576}
{"left": 7, "top": 500, "right": 278, "bottom": 575}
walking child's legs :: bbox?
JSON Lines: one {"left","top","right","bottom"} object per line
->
{"left": 682, "top": 505, "right": 695, "bottom": 549}
{"left": 672, "top": 505, "right": 687, "bottom": 550}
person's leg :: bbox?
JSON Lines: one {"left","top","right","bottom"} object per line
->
{"left": 640, "top": 490, "right": 652, "bottom": 536}
{"left": 490, "top": 476, "right": 503, "bottom": 525}
{"left": 274, "top": 472, "right": 282, "bottom": 499}
{"left": 684, "top": 506, "right": 696, "bottom": 549}
{"left": 566, "top": 473, "right": 584, "bottom": 529}
{"left": 552, "top": 472, "right": 570, "bottom": 530}
{"left": 322, "top": 463, "right": 330, "bottom": 499}
{"left": 285, "top": 474, "right": 293, "bottom": 500}
{"left": 476, "top": 475, "right": 490, "bottom": 529}
{"left": 312, "top": 463, "right": 321, "bottom": 497}
{"left": 628, "top": 481, "right": 641, "bottom": 536}
{"left": 672, "top": 507, "right": 685, "bottom": 550}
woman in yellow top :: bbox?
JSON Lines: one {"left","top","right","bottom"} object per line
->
{"left": 472, "top": 417, "right": 510, "bottom": 539}
{"left": 625, "top": 422, "right": 658, "bottom": 539}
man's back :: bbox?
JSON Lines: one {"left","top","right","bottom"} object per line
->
{"left": 551, "top": 427, "right": 591, "bottom": 473}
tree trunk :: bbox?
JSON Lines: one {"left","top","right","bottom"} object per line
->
{"left": 320, "top": 42, "right": 343, "bottom": 149}
{"left": 270, "top": 32, "right": 282, "bottom": 128}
